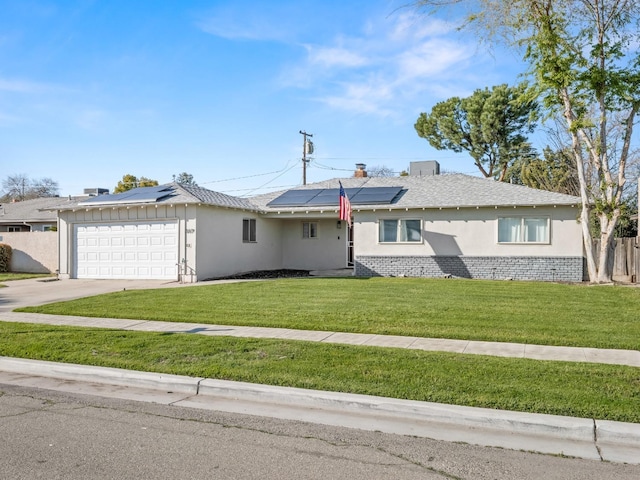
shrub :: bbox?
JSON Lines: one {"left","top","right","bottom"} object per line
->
{"left": 0, "top": 243, "right": 12, "bottom": 272}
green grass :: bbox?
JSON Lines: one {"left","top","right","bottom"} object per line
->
{"left": 18, "top": 277, "right": 640, "bottom": 350}
{"left": 1, "top": 321, "right": 638, "bottom": 423}
{"left": 0, "top": 272, "right": 54, "bottom": 284}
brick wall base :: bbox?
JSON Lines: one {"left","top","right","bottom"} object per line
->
{"left": 354, "top": 255, "right": 585, "bottom": 282}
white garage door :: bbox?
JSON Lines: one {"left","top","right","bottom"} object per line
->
{"left": 74, "top": 221, "right": 179, "bottom": 280}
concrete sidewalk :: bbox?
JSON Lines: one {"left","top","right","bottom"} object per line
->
{"left": 1, "top": 311, "right": 639, "bottom": 367}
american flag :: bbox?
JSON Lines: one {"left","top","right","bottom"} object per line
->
{"left": 339, "top": 181, "right": 352, "bottom": 227}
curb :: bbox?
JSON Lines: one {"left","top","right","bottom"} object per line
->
{"left": 1, "top": 356, "right": 639, "bottom": 464}
{"left": 0, "top": 356, "right": 201, "bottom": 395}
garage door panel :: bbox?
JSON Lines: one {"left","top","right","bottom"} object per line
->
{"left": 74, "top": 221, "right": 179, "bottom": 280}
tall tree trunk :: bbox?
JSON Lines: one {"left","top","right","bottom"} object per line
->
{"left": 559, "top": 88, "right": 599, "bottom": 282}
{"left": 595, "top": 210, "right": 621, "bottom": 283}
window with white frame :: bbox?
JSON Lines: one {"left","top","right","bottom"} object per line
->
{"left": 242, "top": 218, "right": 256, "bottom": 242}
{"left": 498, "top": 217, "right": 549, "bottom": 243}
{"left": 378, "top": 219, "right": 422, "bottom": 243}
{"left": 302, "top": 222, "right": 318, "bottom": 239}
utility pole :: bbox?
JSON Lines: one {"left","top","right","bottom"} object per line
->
{"left": 299, "top": 130, "right": 313, "bottom": 185}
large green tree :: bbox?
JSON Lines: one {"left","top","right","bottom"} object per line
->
{"left": 413, "top": 0, "right": 640, "bottom": 283}
{"left": 415, "top": 83, "right": 538, "bottom": 181}
{"left": 113, "top": 174, "right": 159, "bottom": 193}
{"left": 517, "top": 146, "right": 580, "bottom": 195}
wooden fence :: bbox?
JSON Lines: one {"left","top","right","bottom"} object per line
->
{"left": 610, "top": 237, "right": 638, "bottom": 283}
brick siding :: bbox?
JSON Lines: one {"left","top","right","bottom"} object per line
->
{"left": 355, "top": 255, "right": 585, "bottom": 282}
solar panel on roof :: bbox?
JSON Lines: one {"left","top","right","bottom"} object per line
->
{"left": 80, "top": 185, "right": 174, "bottom": 206}
{"left": 344, "top": 188, "right": 362, "bottom": 198}
{"left": 125, "top": 186, "right": 173, "bottom": 203}
{"left": 266, "top": 186, "right": 403, "bottom": 207}
{"left": 350, "top": 186, "right": 403, "bottom": 204}
{"left": 305, "top": 190, "right": 342, "bottom": 205}
{"left": 266, "top": 189, "right": 324, "bottom": 207}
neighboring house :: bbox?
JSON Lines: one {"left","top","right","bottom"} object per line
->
{"left": 0, "top": 193, "right": 109, "bottom": 273}
{"left": 0, "top": 196, "right": 69, "bottom": 232}
{"left": 51, "top": 162, "right": 586, "bottom": 282}
{"left": 0, "top": 196, "right": 75, "bottom": 273}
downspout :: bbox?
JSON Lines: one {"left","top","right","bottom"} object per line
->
{"left": 636, "top": 178, "right": 640, "bottom": 284}
{"left": 183, "top": 204, "right": 189, "bottom": 282}
{"left": 56, "top": 216, "right": 61, "bottom": 279}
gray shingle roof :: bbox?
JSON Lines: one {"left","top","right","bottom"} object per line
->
{"left": 175, "top": 183, "right": 258, "bottom": 211}
{"left": 0, "top": 196, "right": 81, "bottom": 223}
{"left": 49, "top": 183, "right": 260, "bottom": 212}
{"left": 36, "top": 175, "right": 581, "bottom": 217}
{"left": 249, "top": 174, "right": 581, "bottom": 212}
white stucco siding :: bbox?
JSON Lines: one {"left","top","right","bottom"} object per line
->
{"left": 354, "top": 206, "right": 583, "bottom": 257}
{"left": 194, "top": 207, "right": 282, "bottom": 279}
{"left": 281, "top": 218, "right": 348, "bottom": 270}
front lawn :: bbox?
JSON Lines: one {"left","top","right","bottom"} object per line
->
{"left": 1, "top": 322, "right": 638, "bottom": 423}
{"left": 17, "top": 277, "right": 640, "bottom": 350}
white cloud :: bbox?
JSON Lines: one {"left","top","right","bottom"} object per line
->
{"left": 319, "top": 79, "right": 395, "bottom": 116}
{"left": 0, "top": 77, "right": 51, "bottom": 93}
{"left": 195, "top": 3, "right": 497, "bottom": 117}
{"left": 195, "top": 3, "right": 299, "bottom": 42}
{"left": 282, "top": 10, "right": 480, "bottom": 116}
{"left": 389, "top": 12, "right": 457, "bottom": 42}
{"left": 396, "top": 39, "right": 472, "bottom": 79}
{"left": 196, "top": 15, "right": 287, "bottom": 42}
{"left": 305, "top": 45, "right": 369, "bottom": 69}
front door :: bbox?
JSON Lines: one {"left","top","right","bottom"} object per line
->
{"left": 347, "top": 224, "right": 354, "bottom": 267}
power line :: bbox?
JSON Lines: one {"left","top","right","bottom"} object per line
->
{"left": 197, "top": 160, "right": 298, "bottom": 186}
{"left": 239, "top": 162, "right": 300, "bottom": 197}
{"left": 311, "top": 161, "right": 354, "bottom": 172}
{"left": 220, "top": 183, "right": 300, "bottom": 194}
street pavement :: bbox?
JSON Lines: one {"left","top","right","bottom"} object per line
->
{"left": 0, "top": 277, "right": 639, "bottom": 464}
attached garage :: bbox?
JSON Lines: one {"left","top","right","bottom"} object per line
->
{"left": 55, "top": 183, "right": 264, "bottom": 282}
{"left": 74, "top": 220, "right": 179, "bottom": 280}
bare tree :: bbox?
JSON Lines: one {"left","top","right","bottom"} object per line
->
{"left": 1, "top": 174, "right": 59, "bottom": 201}
{"left": 367, "top": 165, "right": 397, "bottom": 177}
{"left": 30, "top": 177, "right": 60, "bottom": 198}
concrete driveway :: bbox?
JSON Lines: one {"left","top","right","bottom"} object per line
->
{"left": 0, "top": 278, "right": 192, "bottom": 312}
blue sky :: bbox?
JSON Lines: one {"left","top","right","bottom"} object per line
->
{"left": 1, "top": 0, "right": 527, "bottom": 197}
